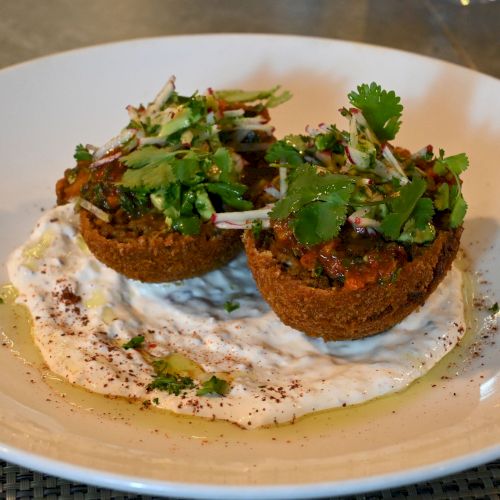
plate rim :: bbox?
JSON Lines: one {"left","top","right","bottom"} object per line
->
{"left": 2, "top": 441, "right": 499, "bottom": 498}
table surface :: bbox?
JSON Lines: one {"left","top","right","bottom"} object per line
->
{"left": 1, "top": 1, "right": 499, "bottom": 499}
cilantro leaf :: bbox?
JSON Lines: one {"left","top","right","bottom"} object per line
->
{"left": 292, "top": 201, "right": 348, "bottom": 245}
{"left": 271, "top": 164, "right": 355, "bottom": 220}
{"left": 196, "top": 376, "right": 230, "bottom": 396}
{"left": 435, "top": 152, "right": 469, "bottom": 176}
{"left": 450, "top": 195, "right": 467, "bottom": 228}
{"left": 214, "top": 86, "right": 291, "bottom": 108}
{"left": 348, "top": 82, "right": 403, "bottom": 141}
{"left": 74, "top": 144, "right": 93, "bottom": 162}
{"left": 121, "top": 147, "right": 179, "bottom": 169}
{"left": 213, "top": 147, "right": 235, "bottom": 183}
{"left": 380, "top": 177, "right": 427, "bottom": 240}
{"left": 121, "top": 162, "right": 175, "bottom": 189}
{"left": 398, "top": 218, "right": 436, "bottom": 244}
{"left": 265, "top": 141, "right": 304, "bottom": 167}
{"left": 147, "top": 374, "right": 195, "bottom": 395}
{"left": 172, "top": 216, "right": 201, "bottom": 235}
{"left": 123, "top": 335, "right": 145, "bottom": 350}
{"left": 434, "top": 183, "right": 450, "bottom": 211}
{"left": 412, "top": 197, "right": 434, "bottom": 230}
{"left": 224, "top": 301, "right": 240, "bottom": 313}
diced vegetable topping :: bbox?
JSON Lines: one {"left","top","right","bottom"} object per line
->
{"left": 67, "top": 76, "right": 291, "bottom": 235}
{"left": 214, "top": 82, "right": 468, "bottom": 248}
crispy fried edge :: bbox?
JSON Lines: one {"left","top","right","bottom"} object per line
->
{"left": 80, "top": 210, "right": 243, "bottom": 282}
{"left": 244, "top": 227, "right": 463, "bottom": 340}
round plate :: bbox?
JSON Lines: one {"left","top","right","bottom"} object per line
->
{"left": 0, "top": 35, "right": 499, "bottom": 499}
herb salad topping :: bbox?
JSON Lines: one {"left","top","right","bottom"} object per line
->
{"left": 56, "top": 76, "right": 290, "bottom": 235}
{"left": 214, "top": 83, "right": 468, "bottom": 291}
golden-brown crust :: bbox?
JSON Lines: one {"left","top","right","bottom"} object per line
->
{"left": 80, "top": 210, "right": 243, "bottom": 282}
{"left": 244, "top": 227, "right": 463, "bottom": 340}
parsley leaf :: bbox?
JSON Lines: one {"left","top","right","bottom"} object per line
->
{"left": 224, "top": 301, "right": 240, "bottom": 313}
{"left": 74, "top": 144, "right": 93, "bottom": 162}
{"left": 147, "top": 374, "right": 195, "bottom": 395}
{"left": 122, "top": 335, "right": 145, "bottom": 350}
{"left": 348, "top": 82, "right": 403, "bottom": 141}
{"left": 380, "top": 177, "right": 427, "bottom": 240}
{"left": 0, "top": 297, "right": 4, "bottom": 304}
{"left": 196, "top": 376, "right": 230, "bottom": 396}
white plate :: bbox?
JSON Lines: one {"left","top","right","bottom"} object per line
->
{"left": 0, "top": 35, "right": 499, "bottom": 499}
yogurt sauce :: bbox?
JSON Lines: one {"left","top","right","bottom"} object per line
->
{"left": 7, "top": 204, "right": 465, "bottom": 428}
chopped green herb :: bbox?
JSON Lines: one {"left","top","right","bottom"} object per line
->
{"left": 488, "top": 302, "right": 499, "bottom": 315}
{"left": 196, "top": 376, "right": 230, "bottom": 396}
{"left": 312, "top": 265, "right": 323, "bottom": 277}
{"left": 434, "top": 183, "right": 450, "bottom": 211}
{"left": 0, "top": 297, "right": 4, "bottom": 304}
{"left": 122, "top": 335, "right": 145, "bottom": 350}
{"left": 434, "top": 150, "right": 468, "bottom": 228}
{"left": 214, "top": 86, "right": 291, "bottom": 108}
{"left": 380, "top": 178, "right": 427, "bottom": 240}
{"left": 152, "top": 397, "right": 160, "bottom": 405}
{"left": 251, "top": 219, "right": 263, "bottom": 239}
{"left": 348, "top": 82, "right": 403, "bottom": 141}
{"left": 147, "top": 374, "right": 195, "bottom": 395}
{"left": 224, "top": 301, "right": 240, "bottom": 313}
{"left": 73, "top": 144, "right": 93, "bottom": 162}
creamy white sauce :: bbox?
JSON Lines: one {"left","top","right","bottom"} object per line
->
{"left": 7, "top": 204, "right": 465, "bottom": 428}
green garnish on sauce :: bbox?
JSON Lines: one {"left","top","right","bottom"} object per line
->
{"left": 196, "top": 376, "right": 230, "bottom": 396}
{"left": 489, "top": 302, "right": 499, "bottom": 315}
{"left": 122, "top": 335, "right": 145, "bottom": 350}
{"left": 147, "top": 374, "right": 195, "bottom": 395}
{"left": 224, "top": 301, "right": 240, "bottom": 313}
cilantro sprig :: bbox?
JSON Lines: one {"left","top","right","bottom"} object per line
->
{"left": 348, "top": 82, "right": 403, "bottom": 141}
{"left": 267, "top": 83, "right": 468, "bottom": 247}
{"left": 270, "top": 164, "right": 355, "bottom": 245}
